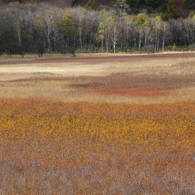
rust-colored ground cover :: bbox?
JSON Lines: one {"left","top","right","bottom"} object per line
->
{"left": 81, "top": 85, "right": 171, "bottom": 96}
{"left": 61, "top": 72, "right": 195, "bottom": 98}
{"left": 2, "top": 71, "right": 195, "bottom": 100}
{"left": 1, "top": 100, "right": 195, "bottom": 194}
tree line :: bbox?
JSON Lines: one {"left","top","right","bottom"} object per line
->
{"left": 1, "top": 1, "right": 195, "bottom": 57}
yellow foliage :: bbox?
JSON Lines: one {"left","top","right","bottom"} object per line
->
{"left": 1, "top": 100, "right": 195, "bottom": 193}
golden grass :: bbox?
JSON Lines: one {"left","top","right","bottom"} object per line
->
{"left": 1, "top": 54, "right": 195, "bottom": 194}
{"left": 1, "top": 100, "right": 195, "bottom": 194}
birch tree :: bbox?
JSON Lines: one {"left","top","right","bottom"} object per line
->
{"left": 108, "top": 20, "right": 122, "bottom": 53}
{"left": 35, "top": 10, "right": 57, "bottom": 53}
{"left": 135, "top": 13, "right": 148, "bottom": 50}
{"left": 98, "top": 9, "right": 112, "bottom": 52}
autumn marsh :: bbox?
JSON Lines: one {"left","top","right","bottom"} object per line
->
{"left": 1, "top": 52, "right": 195, "bottom": 103}
{"left": 1, "top": 53, "right": 195, "bottom": 194}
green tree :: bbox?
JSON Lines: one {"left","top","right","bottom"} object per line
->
{"left": 183, "top": 0, "right": 195, "bottom": 8}
{"left": 137, "top": 0, "right": 146, "bottom": 7}
{"left": 135, "top": 13, "right": 149, "bottom": 50}
{"left": 60, "top": 12, "right": 75, "bottom": 37}
{"left": 59, "top": 11, "right": 77, "bottom": 56}
{"left": 98, "top": 9, "right": 113, "bottom": 52}
{"left": 0, "top": 25, "right": 4, "bottom": 55}
{"left": 161, "top": 0, "right": 179, "bottom": 21}
{"left": 189, "top": 10, "right": 195, "bottom": 18}
{"left": 125, "top": 0, "right": 146, "bottom": 7}
{"left": 125, "top": 0, "right": 137, "bottom": 7}
{"left": 114, "top": 0, "right": 130, "bottom": 17}
{"left": 85, "top": 0, "right": 99, "bottom": 10}
{"left": 135, "top": 13, "right": 148, "bottom": 25}
{"left": 71, "top": 0, "right": 81, "bottom": 6}
{"left": 14, "top": 21, "right": 22, "bottom": 46}
{"left": 146, "top": 0, "right": 166, "bottom": 9}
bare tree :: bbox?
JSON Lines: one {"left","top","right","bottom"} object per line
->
{"left": 108, "top": 21, "right": 122, "bottom": 53}
{"left": 35, "top": 10, "right": 57, "bottom": 53}
{"left": 70, "top": 8, "right": 86, "bottom": 52}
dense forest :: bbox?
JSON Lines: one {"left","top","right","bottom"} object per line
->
{"left": 1, "top": 0, "right": 195, "bottom": 56}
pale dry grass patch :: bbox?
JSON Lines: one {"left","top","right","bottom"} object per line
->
{"left": 60, "top": 92, "right": 195, "bottom": 104}
{"left": 0, "top": 80, "right": 70, "bottom": 101}
{"left": 0, "top": 53, "right": 195, "bottom": 104}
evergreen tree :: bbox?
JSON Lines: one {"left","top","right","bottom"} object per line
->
{"left": 60, "top": 12, "right": 75, "bottom": 37}
{"left": 125, "top": 0, "right": 137, "bottom": 7}
{"left": 114, "top": 0, "right": 130, "bottom": 17}
{"left": 85, "top": 0, "right": 99, "bottom": 10}
{"left": 137, "top": 0, "right": 146, "bottom": 7}
{"left": 161, "top": 0, "right": 179, "bottom": 21}
{"left": 59, "top": 12, "right": 77, "bottom": 56}
{"left": 125, "top": 0, "right": 147, "bottom": 8}
{"left": 183, "top": 0, "right": 195, "bottom": 8}
{"left": 146, "top": 0, "right": 166, "bottom": 9}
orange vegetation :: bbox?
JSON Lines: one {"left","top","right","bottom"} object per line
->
{"left": 0, "top": 100, "right": 195, "bottom": 194}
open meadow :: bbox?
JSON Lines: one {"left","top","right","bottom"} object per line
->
{"left": 1, "top": 52, "right": 195, "bottom": 194}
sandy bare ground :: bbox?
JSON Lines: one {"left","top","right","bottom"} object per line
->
{"left": 1, "top": 53, "right": 195, "bottom": 80}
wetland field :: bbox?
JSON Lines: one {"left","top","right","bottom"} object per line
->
{"left": 1, "top": 52, "right": 195, "bottom": 194}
